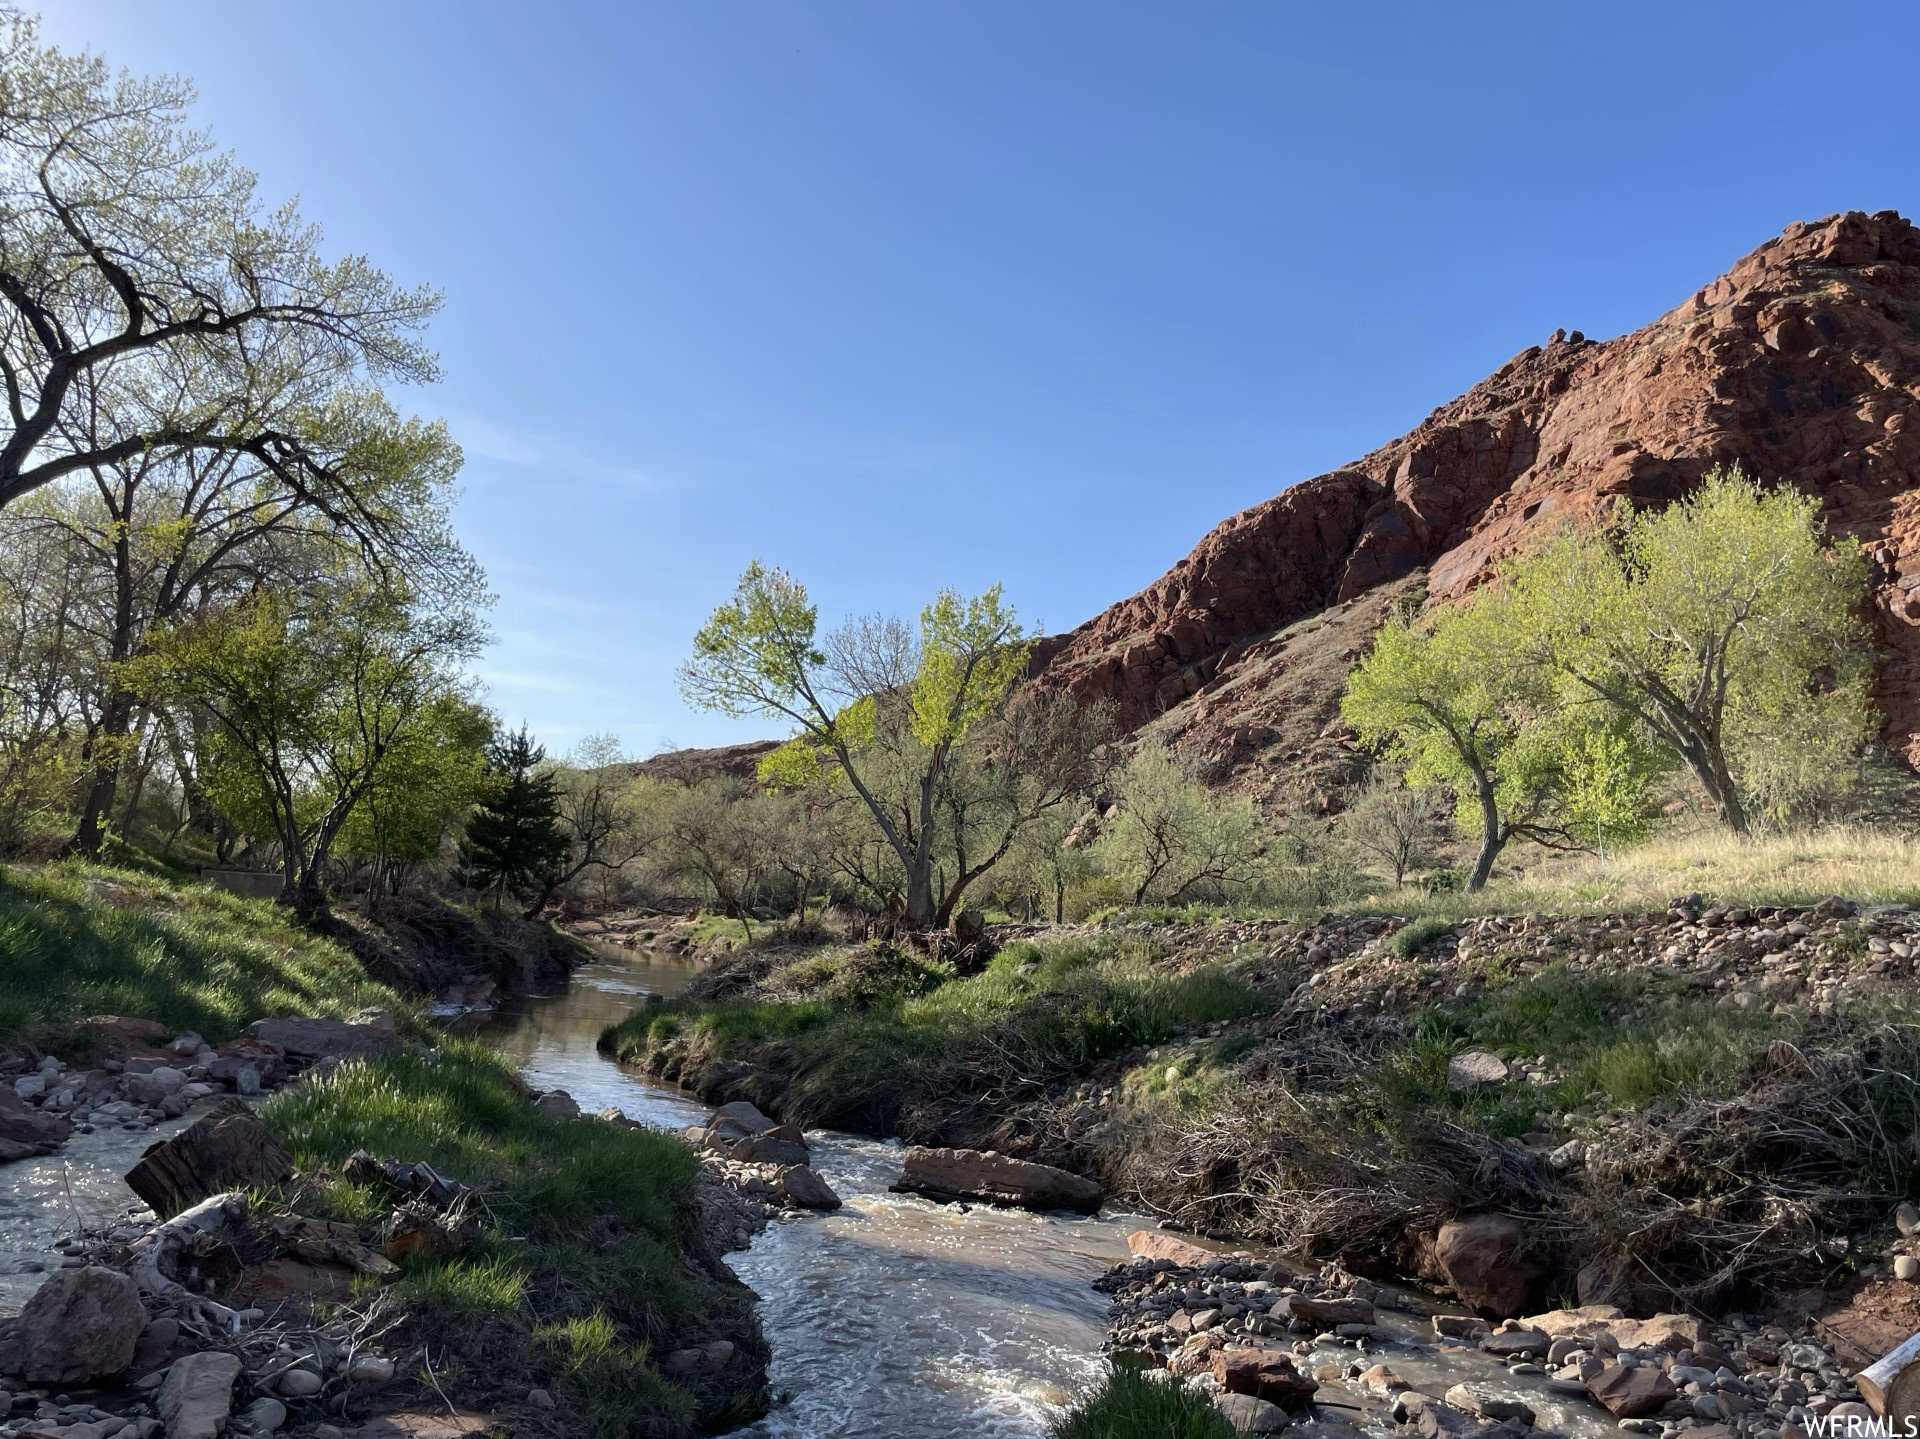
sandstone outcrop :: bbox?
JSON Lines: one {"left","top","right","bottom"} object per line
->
{"left": 1031, "top": 211, "right": 1920, "bottom": 787}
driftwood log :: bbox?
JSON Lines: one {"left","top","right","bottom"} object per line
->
{"left": 1858, "top": 1331, "right": 1920, "bottom": 1424}
{"left": 124, "top": 1097, "right": 292, "bottom": 1219}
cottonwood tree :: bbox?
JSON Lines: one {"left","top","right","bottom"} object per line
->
{"left": 20, "top": 420, "right": 467, "bottom": 857}
{"left": 682, "top": 564, "right": 1109, "bottom": 929}
{"left": 659, "top": 778, "right": 784, "bottom": 937}
{"left": 1095, "top": 744, "right": 1271, "bottom": 905}
{"left": 1509, "top": 465, "right": 1872, "bottom": 832}
{"left": 134, "top": 578, "right": 482, "bottom": 914}
{"left": 1342, "top": 592, "right": 1575, "bottom": 892}
{"left": 339, "top": 691, "right": 492, "bottom": 903}
{"left": 0, "top": 16, "right": 441, "bottom": 514}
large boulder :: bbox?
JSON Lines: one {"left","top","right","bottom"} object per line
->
{"left": 776, "top": 1165, "right": 842, "bottom": 1209}
{"left": 9, "top": 1264, "right": 147, "bottom": 1383}
{"left": 1212, "top": 1345, "right": 1319, "bottom": 1403}
{"left": 709, "top": 1100, "right": 777, "bottom": 1134}
{"left": 245, "top": 1009, "right": 400, "bottom": 1061}
{"left": 1432, "top": 1214, "right": 1541, "bottom": 1317}
{"left": 1587, "top": 1362, "right": 1679, "bottom": 1418}
{"left": 731, "top": 1133, "right": 811, "bottom": 1167}
{"left": 1274, "top": 1294, "right": 1376, "bottom": 1328}
{"left": 894, "top": 1145, "right": 1102, "bottom": 1213}
{"left": 159, "top": 1351, "right": 243, "bottom": 1439}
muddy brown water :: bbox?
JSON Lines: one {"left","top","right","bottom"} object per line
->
{"left": 471, "top": 940, "right": 1140, "bottom": 1436}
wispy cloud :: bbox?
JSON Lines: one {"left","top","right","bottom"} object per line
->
{"left": 446, "top": 413, "right": 670, "bottom": 494}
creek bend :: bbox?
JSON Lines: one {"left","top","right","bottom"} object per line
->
{"left": 469, "top": 940, "right": 1135, "bottom": 1438}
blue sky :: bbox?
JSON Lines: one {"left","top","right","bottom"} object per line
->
{"left": 38, "top": 2, "right": 1920, "bottom": 756}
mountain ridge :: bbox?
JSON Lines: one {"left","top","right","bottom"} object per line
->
{"left": 1029, "top": 209, "right": 1920, "bottom": 799}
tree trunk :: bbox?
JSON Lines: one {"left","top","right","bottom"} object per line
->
{"left": 69, "top": 691, "right": 137, "bottom": 857}
{"left": 905, "top": 865, "right": 937, "bottom": 930}
{"left": 1465, "top": 767, "right": 1505, "bottom": 893}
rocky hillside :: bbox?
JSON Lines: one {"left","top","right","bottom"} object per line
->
{"left": 1031, "top": 210, "right": 1920, "bottom": 798}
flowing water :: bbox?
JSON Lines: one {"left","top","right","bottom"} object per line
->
{"left": 473, "top": 941, "right": 1142, "bottom": 1438}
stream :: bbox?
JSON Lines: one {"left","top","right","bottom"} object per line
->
{"left": 470, "top": 941, "right": 1140, "bottom": 1437}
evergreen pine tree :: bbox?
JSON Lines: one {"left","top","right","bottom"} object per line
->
{"left": 459, "top": 726, "right": 570, "bottom": 911}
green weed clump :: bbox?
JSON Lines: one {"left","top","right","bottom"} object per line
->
{"left": 1389, "top": 916, "right": 1454, "bottom": 959}
{"left": 1049, "top": 1365, "right": 1235, "bottom": 1439}
{"left": 0, "top": 862, "right": 397, "bottom": 1051}
{"left": 602, "top": 933, "right": 1270, "bottom": 1134}
{"left": 267, "top": 1039, "right": 751, "bottom": 1438}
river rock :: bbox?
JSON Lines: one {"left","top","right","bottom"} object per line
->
{"left": 731, "top": 1133, "right": 810, "bottom": 1166}
{"left": 1445, "top": 1383, "right": 1535, "bottom": 1424}
{"left": 242, "top": 1396, "right": 288, "bottom": 1433}
{"left": 245, "top": 1010, "right": 399, "bottom": 1061}
{"left": 1433, "top": 1215, "right": 1540, "bottom": 1317}
{"left": 1447, "top": 1051, "right": 1510, "bottom": 1091}
{"left": 710, "top": 1100, "right": 777, "bottom": 1134}
{"left": 209, "top": 1039, "right": 288, "bottom": 1091}
{"left": 347, "top": 1353, "right": 396, "bottom": 1384}
{"left": 894, "top": 1145, "right": 1102, "bottom": 1213}
{"left": 0, "top": 1085, "right": 70, "bottom": 1150}
{"left": 1213, "top": 1345, "right": 1319, "bottom": 1403}
{"left": 1275, "top": 1294, "right": 1375, "bottom": 1328}
{"left": 1128, "top": 1230, "right": 1214, "bottom": 1267}
{"left": 1478, "top": 1328, "right": 1551, "bottom": 1358}
{"left": 532, "top": 1089, "right": 580, "bottom": 1120}
{"left": 1587, "top": 1362, "right": 1678, "bottom": 1417}
{"left": 158, "top": 1350, "right": 243, "bottom": 1439}
{"left": 1215, "top": 1391, "right": 1290, "bottom": 1433}
{"left": 776, "top": 1165, "right": 842, "bottom": 1209}
{"left": 278, "top": 1366, "right": 324, "bottom": 1396}
{"left": 8, "top": 1264, "right": 146, "bottom": 1383}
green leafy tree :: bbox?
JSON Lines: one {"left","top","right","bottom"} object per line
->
{"left": 135, "top": 579, "right": 481, "bottom": 914}
{"left": 459, "top": 726, "right": 570, "bottom": 913}
{"left": 1342, "top": 591, "right": 1571, "bottom": 892}
{"left": 1095, "top": 744, "right": 1271, "bottom": 905}
{"left": 1509, "top": 465, "right": 1872, "bottom": 831}
{"left": 339, "top": 691, "right": 492, "bottom": 902}
{"left": 0, "top": 15, "right": 441, "bottom": 514}
{"left": 682, "top": 564, "right": 1101, "bottom": 929}
{"left": 657, "top": 778, "right": 784, "bottom": 937}
{"left": 1555, "top": 720, "right": 1662, "bottom": 857}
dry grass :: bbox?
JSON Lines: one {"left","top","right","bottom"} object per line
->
{"left": 1356, "top": 825, "right": 1920, "bottom": 920}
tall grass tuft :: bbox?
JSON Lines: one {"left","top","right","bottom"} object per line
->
{"left": 1049, "top": 1366, "right": 1235, "bottom": 1439}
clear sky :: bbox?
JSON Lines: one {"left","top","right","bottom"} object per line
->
{"left": 36, "top": 2, "right": 1920, "bottom": 757}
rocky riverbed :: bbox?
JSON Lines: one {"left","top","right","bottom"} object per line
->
{"left": 1093, "top": 1239, "right": 1879, "bottom": 1439}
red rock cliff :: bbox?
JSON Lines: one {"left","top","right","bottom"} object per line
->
{"left": 1032, "top": 210, "right": 1920, "bottom": 778}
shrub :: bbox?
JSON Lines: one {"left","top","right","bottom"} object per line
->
{"left": 1389, "top": 916, "right": 1454, "bottom": 959}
